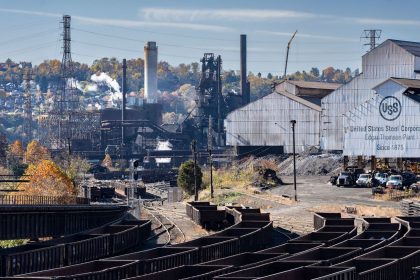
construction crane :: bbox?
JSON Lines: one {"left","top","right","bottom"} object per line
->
{"left": 283, "top": 30, "right": 298, "bottom": 79}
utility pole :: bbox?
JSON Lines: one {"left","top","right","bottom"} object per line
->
{"left": 361, "top": 29, "right": 382, "bottom": 51}
{"left": 208, "top": 116, "right": 214, "bottom": 199}
{"left": 121, "top": 58, "right": 127, "bottom": 147}
{"left": 284, "top": 30, "right": 297, "bottom": 79}
{"left": 216, "top": 55, "right": 222, "bottom": 146}
{"left": 191, "top": 140, "right": 198, "bottom": 201}
{"left": 67, "top": 137, "right": 72, "bottom": 156}
{"left": 290, "top": 120, "right": 297, "bottom": 202}
{"left": 67, "top": 137, "right": 72, "bottom": 169}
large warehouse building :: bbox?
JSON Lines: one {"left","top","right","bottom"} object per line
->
{"left": 343, "top": 77, "right": 420, "bottom": 158}
{"left": 225, "top": 39, "right": 420, "bottom": 159}
{"left": 225, "top": 80, "right": 339, "bottom": 154}
{"left": 321, "top": 39, "right": 420, "bottom": 151}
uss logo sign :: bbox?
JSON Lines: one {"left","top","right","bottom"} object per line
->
{"left": 379, "top": 96, "right": 401, "bottom": 121}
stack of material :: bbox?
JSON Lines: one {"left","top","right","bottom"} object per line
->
{"left": 401, "top": 199, "right": 420, "bottom": 216}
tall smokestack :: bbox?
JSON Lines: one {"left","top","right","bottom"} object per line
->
{"left": 121, "top": 58, "right": 127, "bottom": 146}
{"left": 144, "top": 41, "right": 158, "bottom": 103}
{"left": 240, "top": 34, "right": 250, "bottom": 105}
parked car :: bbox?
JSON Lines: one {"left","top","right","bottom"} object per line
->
{"left": 356, "top": 174, "right": 372, "bottom": 187}
{"left": 374, "top": 172, "right": 388, "bottom": 186}
{"left": 410, "top": 182, "right": 420, "bottom": 193}
{"left": 337, "top": 171, "right": 356, "bottom": 187}
{"left": 386, "top": 175, "right": 403, "bottom": 190}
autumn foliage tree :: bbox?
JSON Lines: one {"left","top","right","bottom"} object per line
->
{"left": 9, "top": 140, "right": 24, "bottom": 159}
{"left": 19, "top": 159, "right": 75, "bottom": 197}
{"left": 102, "top": 154, "right": 112, "bottom": 168}
{"left": 25, "top": 140, "right": 50, "bottom": 164}
{"left": 7, "top": 140, "right": 27, "bottom": 175}
{"left": 59, "top": 155, "right": 91, "bottom": 186}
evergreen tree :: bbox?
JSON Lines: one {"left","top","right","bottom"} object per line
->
{"left": 177, "top": 160, "right": 203, "bottom": 196}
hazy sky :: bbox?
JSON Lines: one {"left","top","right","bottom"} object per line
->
{"left": 1, "top": 0, "right": 420, "bottom": 76}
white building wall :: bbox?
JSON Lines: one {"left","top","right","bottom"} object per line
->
{"left": 276, "top": 81, "right": 297, "bottom": 95}
{"left": 225, "top": 92, "right": 320, "bottom": 153}
{"left": 362, "top": 41, "right": 415, "bottom": 78}
{"left": 343, "top": 80, "right": 420, "bottom": 157}
{"left": 321, "top": 40, "right": 416, "bottom": 151}
{"left": 415, "top": 56, "right": 420, "bottom": 73}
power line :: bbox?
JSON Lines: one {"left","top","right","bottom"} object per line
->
{"left": 72, "top": 23, "right": 364, "bottom": 46}
{"left": 0, "top": 19, "right": 53, "bottom": 32}
{"left": 0, "top": 28, "right": 59, "bottom": 46}
{"left": 72, "top": 25, "right": 237, "bottom": 42}
{"left": 72, "top": 27, "right": 363, "bottom": 55}
{"left": 72, "top": 40, "right": 360, "bottom": 63}
{"left": 0, "top": 40, "right": 58, "bottom": 56}
{"left": 72, "top": 27, "right": 241, "bottom": 53}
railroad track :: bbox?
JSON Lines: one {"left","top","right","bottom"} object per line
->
{"left": 144, "top": 206, "right": 172, "bottom": 245}
{"left": 143, "top": 202, "right": 186, "bottom": 245}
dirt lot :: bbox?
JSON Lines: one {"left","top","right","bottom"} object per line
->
{"left": 149, "top": 175, "right": 402, "bottom": 238}
{"left": 266, "top": 176, "right": 400, "bottom": 233}
{"left": 198, "top": 175, "right": 401, "bottom": 234}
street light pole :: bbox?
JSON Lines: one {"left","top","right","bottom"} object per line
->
{"left": 191, "top": 140, "right": 198, "bottom": 201}
{"left": 290, "top": 120, "right": 297, "bottom": 202}
{"left": 208, "top": 116, "right": 214, "bottom": 199}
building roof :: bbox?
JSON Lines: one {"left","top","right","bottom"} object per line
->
{"left": 226, "top": 89, "right": 321, "bottom": 119}
{"left": 373, "top": 77, "right": 420, "bottom": 104}
{"left": 389, "top": 39, "right": 420, "bottom": 57}
{"left": 284, "top": 80, "right": 341, "bottom": 90}
{"left": 373, "top": 77, "right": 420, "bottom": 89}
{"left": 389, "top": 77, "right": 420, "bottom": 89}
{"left": 275, "top": 90, "right": 321, "bottom": 111}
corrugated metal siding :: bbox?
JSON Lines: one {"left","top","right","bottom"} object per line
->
{"left": 343, "top": 81, "right": 420, "bottom": 157}
{"left": 321, "top": 40, "right": 416, "bottom": 151}
{"left": 225, "top": 92, "right": 320, "bottom": 153}
{"left": 276, "top": 82, "right": 297, "bottom": 95}
{"left": 321, "top": 75, "right": 382, "bottom": 151}
{"left": 362, "top": 41, "right": 415, "bottom": 78}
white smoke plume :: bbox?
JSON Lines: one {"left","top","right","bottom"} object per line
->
{"left": 85, "top": 84, "right": 98, "bottom": 92}
{"left": 90, "top": 72, "right": 122, "bottom": 104}
{"left": 90, "top": 72, "right": 121, "bottom": 94}
{"left": 67, "top": 78, "right": 83, "bottom": 92}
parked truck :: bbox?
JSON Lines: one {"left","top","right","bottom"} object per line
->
{"left": 336, "top": 166, "right": 364, "bottom": 187}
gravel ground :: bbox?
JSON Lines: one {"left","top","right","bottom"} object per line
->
{"left": 142, "top": 202, "right": 209, "bottom": 243}
{"left": 266, "top": 176, "right": 400, "bottom": 233}
{"left": 141, "top": 175, "right": 401, "bottom": 238}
